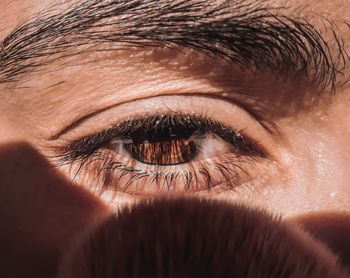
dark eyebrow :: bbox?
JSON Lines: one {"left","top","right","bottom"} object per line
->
{"left": 0, "top": 0, "right": 348, "bottom": 91}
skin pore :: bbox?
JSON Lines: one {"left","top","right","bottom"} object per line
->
{"left": 0, "top": 0, "right": 350, "bottom": 277}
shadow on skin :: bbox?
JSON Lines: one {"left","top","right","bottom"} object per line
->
{"left": 0, "top": 143, "right": 109, "bottom": 278}
{"left": 292, "top": 213, "right": 350, "bottom": 270}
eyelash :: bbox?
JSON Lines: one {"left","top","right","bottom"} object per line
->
{"left": 55, "top": 113, "right": 265, "bottom": 196}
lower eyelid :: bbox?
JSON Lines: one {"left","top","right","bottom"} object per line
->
{"left": 64, "top": 146, "right": 265, "bottom": 196}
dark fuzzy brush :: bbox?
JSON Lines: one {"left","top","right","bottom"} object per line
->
{"left": 58, "top": 198, "right": 347, "bottom": 278}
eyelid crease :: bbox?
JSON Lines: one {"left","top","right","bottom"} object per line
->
{"left": 48, "top": 91, "right": 278, "bottom": 145}
{"left": 47, "top": 91, "right": 226, "bottom": 141}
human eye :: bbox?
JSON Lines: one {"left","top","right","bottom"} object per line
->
{"left": 52, "top": 95, "right": 278, "bottom": 201}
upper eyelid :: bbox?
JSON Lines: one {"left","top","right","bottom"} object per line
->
{"left": 60, "top": 113, "right": 267, "bottom": 165}
{"left": 50, "top": 93, "right": 276, "bottom": 142}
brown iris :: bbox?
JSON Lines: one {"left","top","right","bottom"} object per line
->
{"left": 125, "top": 138, "right": 197, "bottom": 166}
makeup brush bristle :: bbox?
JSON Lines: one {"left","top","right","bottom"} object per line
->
{"left": 58, "top": 198, "right": 347, "bottom": 278}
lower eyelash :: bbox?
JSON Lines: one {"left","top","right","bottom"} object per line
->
{"left": 63, "top": 150, "right": 255, "bottom": 196}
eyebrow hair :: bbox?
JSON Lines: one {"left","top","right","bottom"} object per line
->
{"left": 0, "top": 0, "right": 348, "bottom": 92}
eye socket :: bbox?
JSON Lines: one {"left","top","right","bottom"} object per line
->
{"left": 55, "top": 112, "right": 268, "bottom": 196}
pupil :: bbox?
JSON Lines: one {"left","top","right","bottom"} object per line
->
{"left": 124, "top": 126, "right": 198, "bottom": 165}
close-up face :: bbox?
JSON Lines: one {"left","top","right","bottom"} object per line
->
{"left": 0, "top": 0, "right": 350, "bottom": 277}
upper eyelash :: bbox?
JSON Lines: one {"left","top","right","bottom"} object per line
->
{"left": 57, "top": 113, "right": 265, "bottom": 164}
